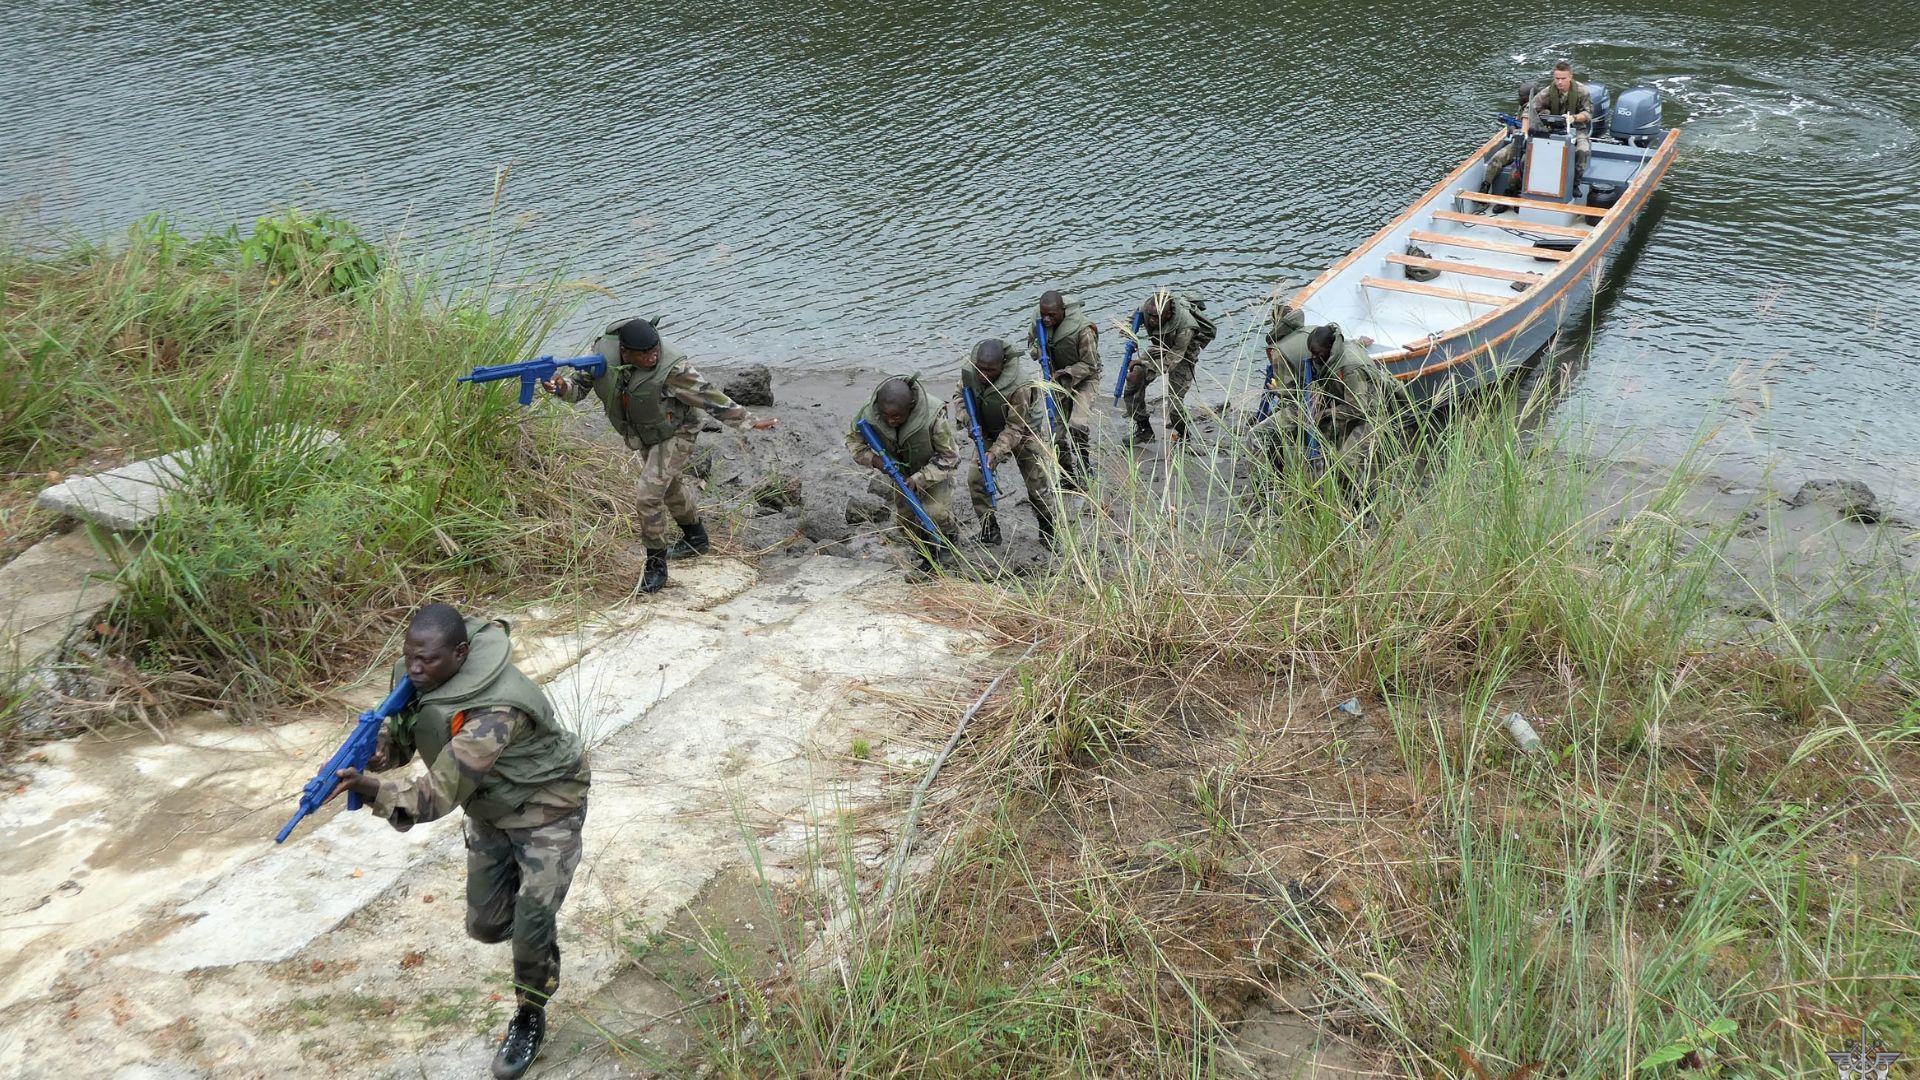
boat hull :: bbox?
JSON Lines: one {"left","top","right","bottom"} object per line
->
{"left": 1287, "top": 126, "right": 1681, "bottom": 406}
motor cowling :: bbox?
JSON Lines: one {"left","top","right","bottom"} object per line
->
{"left": 1586, "top": 81, "right": 1612, "bottom": 139}
{"left": 1610, "top": 85, "right": 1664, "bottom": 144}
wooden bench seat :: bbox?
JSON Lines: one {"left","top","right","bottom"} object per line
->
{"left": 1409, "top": 229, "right": 1572, "bottom": 261}
{"left": 1431, "top": 209, "right": 1592, "bottom": 240}
{"left": 1385, "top": 252, "right": 1543, "bottom": 284}
{"left": 1360, "top": 276, "right": 1514, "bottom": 308}
{"left": 1455, "top": 191, "right": 1611, "bottom": 217}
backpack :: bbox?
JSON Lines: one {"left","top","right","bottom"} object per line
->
{"left": 1185, "top": 296, "right": 1217, "bottom": 353}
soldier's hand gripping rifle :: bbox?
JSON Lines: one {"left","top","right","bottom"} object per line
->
{"left": 960, "top": 387, "right": 1000, "bottom": 512}
{"left": 274, "top": 680, "right": 417, "bottom": 843}
{"left": 1113, "top": 309, "right": 1146, "bottom": 404}
{"left": 857, "top": 420, "right": 947, "bottom": 544}
{"left": 1030, "top": 319, "right": 1063, "bottom": 437}
{"left": 457, "top": 354, "right": 608, "bottom": 405}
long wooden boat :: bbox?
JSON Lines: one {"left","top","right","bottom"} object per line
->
{"left": 1287, "top": 84, "right": 1681, "bottom": 403}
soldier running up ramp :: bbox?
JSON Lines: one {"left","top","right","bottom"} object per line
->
{"left": 545, "top": 317, "right": 777, "bottom": 594}
{"left": 330, "top": 603, "right": 589, "bottom": 1080}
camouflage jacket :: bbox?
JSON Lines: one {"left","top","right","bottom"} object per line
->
{"left": 846, "top": 375, "right": 960, "bottom": 486}
{"left": 1529, "top": 80, "right": 1594, "bottom": 132}
{"left": 1135, "top": 297, "right": 1201, "bottom": 376}
{"left": 1026, "top": 300, "right": 1101, "bottom": 386}
{"left": 1313, "top": 333, "right": 1404, "bottom": 427}
{"left": 555, "top": 354, "right": 754, "bottom": 443}
{"left": 373, "top": 706, "right": 591, "bottom": 830}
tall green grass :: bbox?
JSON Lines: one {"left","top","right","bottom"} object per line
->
{"left": 658, "top": 329, "right": 1920, "bottom": 1075}
{"left": 1, "top": 211, "right": 636, "bottom": 705}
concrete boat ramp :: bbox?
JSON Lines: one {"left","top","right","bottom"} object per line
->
{"left": 0, "top": 554, "right": 986, "bottom": 1078}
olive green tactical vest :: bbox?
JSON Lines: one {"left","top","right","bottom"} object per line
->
{"left": 591, "top": 336, "right": 689, "bottom": 449}
{"left": 1323, "top": 328, "right": 1401, "bottom": 413}
{"left": 960, "top": 351, "right": 1032, "bottom": 438}
{"left": 1273, "top": 332, "right": 1311, "bottom": 384}
{"left": 1150, "top": 297, "right": 1205, "bottom": 356}
{"left": 1536, "top": 81, "right": 1593, "bottom": 131}
{"left": 1031, "top": 298, "right": 1097, "bottom": 375}
{"left": 1269, "top": 306, "right": 1310, "bottom": 381}
{"left": 855, "top": 375, "right": 940, "bottom": 473}
{"left": 390, "top": 619, "right": 582, "bottom": 823}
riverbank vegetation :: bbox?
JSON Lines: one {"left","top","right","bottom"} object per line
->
{"left": 0, "top": 213, "right": 636, "bottom": 724}
{"left": 655, "top": 390, "right": 1920, "bottom": 1075}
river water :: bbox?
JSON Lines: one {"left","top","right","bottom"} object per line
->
{"left": 5, "top": 1, "right": 1918, "bottom": 512}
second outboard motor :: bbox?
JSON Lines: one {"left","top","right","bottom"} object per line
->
{"left": 1610, "top": 85, "right": 1664, "bottom": 146}
{"left": 1586, "top": 82, "right": 1612, "bottom": 139}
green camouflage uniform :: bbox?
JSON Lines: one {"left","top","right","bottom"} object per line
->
{"left": 1259, "top": 305, "right": 1313, "bottom": 426}
{"left": 1309, "top": 328, "right": 1405, "bottom": 458}
{"left": 1025, "top": 298, "right": 1101, "bottom": 438}
{"left": 1485, "top": 82, "right": 1541, "bottom": 187}
{"left": 1123, "top": 296, "right": 1206, "bottom": 434}
{"left": 370, "top": 619, "right": 589, "bottom": 1006}
{"left": 1527, "top": 79, "right": 1594, "bottom": 176}
{"left": 846, "top": 375, "right": 961, "bottom": 550}
{"left": 555, "top": 324, "right": 758, "bottom": 549}
{"left": 1255, "top": 307, "right": 1340, "bottom": 469}
{"left": 956, "top": 346, "right": 1056, "bottom": 532}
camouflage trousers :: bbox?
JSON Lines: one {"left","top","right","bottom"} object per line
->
{"left": 885, "top": 475, "right": 958, "bottom": 552}
{"left": 633, "top": 432, "right": 701, "bottom": 549}
{"left": 1051, "top": 371, "right": 1101, "bottom": 438}
{"left": 967, "top": 438, "right": 1056, "bottom": 528}
{"left": 1122, "top": 355, "right": 1198, "bottom": 433}
{"left": 465, "top": 803, "right": 587, "bottom": 1006}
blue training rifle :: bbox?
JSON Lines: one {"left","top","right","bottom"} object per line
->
{"left": 457, "top": 354, "right": 608, "bottom": 406}
{"left": 856, "top": 420, "right": 946, "bottom": 542}
{"left": 1029, "top": 319, "right": 1063, "bottom": 436}
{"left": 960, "top": 387, "right": 1000, "bottom": 511}
{"left": 1113, "top": 309, "right": 1146, "bottom": 404}
{"left": 1300, "top": 355, "right": 1322, "bottom": 462}
{"left": 275, "top": 679, "right": 418, "bottom": 843}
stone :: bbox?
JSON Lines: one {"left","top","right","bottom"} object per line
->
{"left": 752, "top": 473, "right": 804, "bottom": 511}
{"left": 801, "top": 506, "right": 854, "bottom": 543}
{"left": 1784, "top": 478, "right": 1880, "bottom": 524}
{"left": 722, "top": 364, "right": 775, "bottom": 407}
{"left": 36, "top": 453, "right": 195, "bottom": 531}
{"left": 845, "top": 492, "right": 891, "bottom": 525}
{"left": 0, "top": 529, "right": 119, "bottom": 673}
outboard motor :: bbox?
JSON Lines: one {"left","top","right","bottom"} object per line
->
{"left": 1585, "top": 82, "right": 1612, "bottom": 139}
{"left": 1610, "top": 85, "right": 1664, "bottom": 146}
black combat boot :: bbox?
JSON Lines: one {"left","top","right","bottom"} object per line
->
{"left": 491, "top": 1002, "right": 546, "bottom": 1080}
{"left": 665, "top": 519, "right": 710, "bottom": 559}
{"left": 1128, "top": 417, "right": 1156, "bottom": 446}
{"left": 977, "top": 514, "right": 1003, "bottom": 546}
{"left": 640, "top": 549, "right": 669, "bottom": 594}
{"left": 1036, "top": 514, "right": 1056, "bottom": 550}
